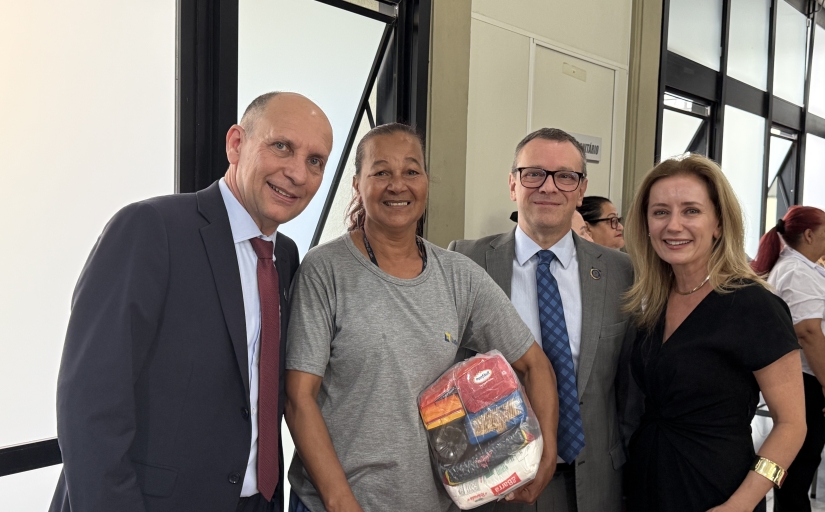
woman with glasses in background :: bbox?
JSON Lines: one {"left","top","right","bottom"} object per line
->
{"left": 577, "top": 196, "right": 624, "bottom": 250}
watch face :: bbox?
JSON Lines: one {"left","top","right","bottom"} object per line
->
{"left": 434, "top": 423, "right": 469, "bottom": 464}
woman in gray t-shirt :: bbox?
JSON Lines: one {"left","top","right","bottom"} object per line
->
{"left": 284, "top": 123, "right": 559, "bottom": 512}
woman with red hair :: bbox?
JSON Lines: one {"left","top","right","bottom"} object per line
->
{"left": 753, "top": 206, "right": 825, "bottom": 511}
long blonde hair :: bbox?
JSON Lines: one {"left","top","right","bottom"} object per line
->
{"left": 623, "top": 155, "right": 764, "bottom": 331}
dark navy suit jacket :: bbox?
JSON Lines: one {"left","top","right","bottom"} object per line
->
{"left": 49, "top": 181, "right": 297, "bottom": 512}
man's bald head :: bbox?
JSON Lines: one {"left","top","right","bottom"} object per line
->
{"left": 224, "top": 91, "right": 333, "bottom": 235}
{"left": 239, "top": 91, "right": 331, "bottom": 139}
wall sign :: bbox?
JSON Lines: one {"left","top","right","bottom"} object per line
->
{"left": 569, "top": 132, "right": 602, "bottom": 163}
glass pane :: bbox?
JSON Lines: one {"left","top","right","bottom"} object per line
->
{"left": 773, "top": 0, "right": 809, "bottom": 106}
{"left": 803, "top": 134, "right": 825, "bottom": 211}
{"left": 318, "top": 108, "right": 374, "bottom": 245}
{"left": 768, "top": 135, "right": 793, "bottom": 184}
{"left": 764, "top": 179, "right": 778, "bottom": 233}
{"left": 667, "top": 0, "right": 723, "bottom": 71}
{"left": 721, "top": 106, "right": 766, "bottom": 258}
{"left": 0, "top": 464, "right": 62, "bottom": 511}
{"left": 238, "top": 0, "right": 386, "bottom": 257}
{"left": 809, "top": 25, "right": 825, "bottom": 118}
{"left": 0, "top": 1, "right": 175, "bottom": 448}
{"left": 661, "top": 109, "right": 704, "bottom": 160}
{"left": 727, "top": 0, "right": 770, "bottom": 90}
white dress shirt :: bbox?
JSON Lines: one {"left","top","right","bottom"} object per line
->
{"left": 511, "top": 227, "right": 583, "bottom": 372}
{"left": 511, "top": 227, "right": 583, "bottom": 464}
{"left": 219, "top": 178, "right": 277, "bottom": 497}
{"left": 768, "top": 246, "right": 825, "bottom": 377}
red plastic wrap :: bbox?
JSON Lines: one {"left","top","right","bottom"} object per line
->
{"left": 455, "top": 355, "right": 520, "bottom": 413}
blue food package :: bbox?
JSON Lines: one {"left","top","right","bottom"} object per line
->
{"left": 464, "top": 390, "right": 526, "bottom": 445}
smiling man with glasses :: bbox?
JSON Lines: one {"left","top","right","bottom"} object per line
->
{"left": 450, "top": 128, "right": 640, "bottom": 512}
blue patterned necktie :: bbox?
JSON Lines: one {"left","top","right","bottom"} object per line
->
{"left": 536, "top": 249, "right": 585, "bottom": 463}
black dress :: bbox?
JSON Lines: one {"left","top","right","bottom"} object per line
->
{"left": 626, "top": 284, "right": 799, "bottom": 512}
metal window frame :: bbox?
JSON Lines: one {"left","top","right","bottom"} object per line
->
{"left": 661, "top": 91, "right": 713, "bottom": 157}
{"left": 0, "top": 0, "right": 431, "bottom": 480}
{"left": 657, "top": 0, "right": 825, "bottom": 240}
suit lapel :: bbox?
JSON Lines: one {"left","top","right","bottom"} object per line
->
{"left": 575, "top": 235, "right": 607, "bottom": 396}
{"left": 486, "top": 228, "right": 516, "bottom": 298}
{"left": 197, "top": 182, "right": 250, "bottom": 399}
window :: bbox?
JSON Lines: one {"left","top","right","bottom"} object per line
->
{"left": 721, "top": 106, "right": 766, "bottom": 257}
{"left": 764, "top": 128, "right": 797, "bottom": 232}
{"left": 657, "top": 0, "right": 824, "bottom": 243}
{"left": 660, "top": 92, "right": 711, "bottom": 159}
{"left": 667, "top": 0, "right": 723, "bottom": 71}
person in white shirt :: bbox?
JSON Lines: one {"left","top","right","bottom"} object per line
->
{"left": 753, "top": 205, "right": 825, "bottom": 512}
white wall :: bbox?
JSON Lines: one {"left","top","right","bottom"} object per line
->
{"left": 463, "top": 0, "right": 633, "bottom": 239}
{"left": 0, "top": 0, "right": 175, "bottom": 509}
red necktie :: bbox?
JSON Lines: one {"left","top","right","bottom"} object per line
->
{"left": 249, "top": 237, "right": 280, "bottom": 501}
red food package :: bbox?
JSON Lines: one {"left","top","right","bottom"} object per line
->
{"left": 419, "top": 368, "right": 459, "bottom": 408}
{"left": 455, "top": 354, "right": 519, "bottom": 413}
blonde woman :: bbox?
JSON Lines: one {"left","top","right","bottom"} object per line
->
{"left": 623, "top": 155, "right": 805, "bottom": 512}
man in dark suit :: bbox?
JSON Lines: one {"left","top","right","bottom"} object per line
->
{"left": 450, "top": 128, "right": 639, "bottom": 512}
{"left": 49, "top": 92, "right": 333, "bottom": 512}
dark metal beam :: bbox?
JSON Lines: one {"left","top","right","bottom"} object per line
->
{"left": 797, "top": 0, "right": 818, "bottom": 203}
{"left": 760, "top": 0, "right": 780, "bottom": 238}
{"left": 665, "top": 52, "right": 718, "bottom": 104}
{"left": 310, "top": 22, "right": 395, "bottom": 247}
{"left": 314, "top": 0, "right": 396, "bottom": 23}
{"left": 710, "top": 0, "right": 732, "bottom": 162}
{"left": 376, "top": 0, "right": 430, "bottom": 133}
{"left": 726, "top": 77, "right": 768, "bottom": 118}
{"left": 176, "top": 0, "right": 239, "bottom": 193}
{"left": 654, "top": 0, "right": 670, "bottom": 164}
{"left": 0, "top": 439, "right": 61, "bottom": 477}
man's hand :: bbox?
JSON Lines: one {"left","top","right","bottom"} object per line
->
{"left": 504, "top": 455, "right": 557, "bottom": 504}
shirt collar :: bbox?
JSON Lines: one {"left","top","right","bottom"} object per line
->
{"left": 782, "top": 245, "right": 825, "bottom": 276}
{"left": 218, "top": 178, "right": 276, "bottom": 243}
{"left": 514, "top": 225, "right": 576, "bottom": 268}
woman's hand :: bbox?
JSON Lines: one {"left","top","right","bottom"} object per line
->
{"left": 326, "top": 495, "right": 365, "bottom": 512}
{"left": 286, "top": 370, "right": 363, "bottom": 512}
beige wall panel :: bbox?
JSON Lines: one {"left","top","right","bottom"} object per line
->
{"left": 464, "top": 19, "right": 531, "bottom": 239}
{"left": 531, "top": 45, "right": 615, "bottom": 199}
{"left": 472, "top": 0, "right": 633, "bottom": 67}
{"left": 623, "top": 0, "right": 662, "bottom": 215}
{"left": 426, "top": 0, "right": 472, "bottom": 247}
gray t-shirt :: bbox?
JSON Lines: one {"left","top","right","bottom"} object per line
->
{"left": 286, "top": 234, "right": 535, "bottom": 512}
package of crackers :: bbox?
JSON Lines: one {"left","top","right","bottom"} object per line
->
{"left": 418, "top": 350, "right": 543, "bottom": 510}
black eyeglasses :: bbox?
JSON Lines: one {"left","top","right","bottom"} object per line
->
{"left": 515, "top": 167, "right": 585, "bottom": 191}
{"left": 591, "top": 216, "right": 623, "bottom": 230}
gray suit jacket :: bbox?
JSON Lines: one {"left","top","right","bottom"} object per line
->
{"left": 449, "top": 228, "right": 639, "bottom": 512}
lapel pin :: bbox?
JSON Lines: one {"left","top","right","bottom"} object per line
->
{"left": 590, "top": 267, "right": 602, "bottom": 280}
